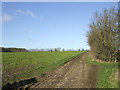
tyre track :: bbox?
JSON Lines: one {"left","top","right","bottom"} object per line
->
{"left": 28, "top": 53, "right": 98, "bottom": 88}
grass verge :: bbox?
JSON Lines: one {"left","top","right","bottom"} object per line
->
{"left": 86, "top": 55, "right": 119, "bottom": 88}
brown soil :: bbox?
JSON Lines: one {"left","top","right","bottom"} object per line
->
{"left": 24, "top": 52, "right": 99, "bottom": 88}
{"left": 2, "top": 64, "right": 37, "bottom": 83}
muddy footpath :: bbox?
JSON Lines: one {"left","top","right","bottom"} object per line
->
{"left": 28, "top": 53, "right": 98, "bottom": 88}
{"left": 3, "top": 53, "right": 98, "bottom": 89}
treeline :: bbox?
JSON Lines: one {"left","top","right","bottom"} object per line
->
{"left": 29, "top": 48, "right": 88, "bottom": 52}
{"left": 0, "top": 47, "right": 28, "bottom": 52}
{"left": 29, "top": 47, "right": 62, "bottom": 52}
{"left": 0, "top": 47, "right": 88, "bottom": 52}
{"left": 87, "top": 6, "right": 120, "bottom": 62}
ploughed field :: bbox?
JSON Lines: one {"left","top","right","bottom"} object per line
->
{"left": 2, "top": 51, "right": 82, "bottom": 87}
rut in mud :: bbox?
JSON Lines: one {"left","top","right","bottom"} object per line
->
{"left": 25, "top": 53, "right": 98, "bottom": 88}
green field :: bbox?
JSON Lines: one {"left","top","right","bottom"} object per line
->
{"left": 2, "top": 51, "right": 82, "bottom": 86}
{"left": 86, "top": 55, "right": 119, "bottom": 88}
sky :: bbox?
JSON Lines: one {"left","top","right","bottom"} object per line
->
{"left": 2, "top": 2, "right": 118, "bottom": 50}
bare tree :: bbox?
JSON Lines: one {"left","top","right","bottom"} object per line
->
{"left": 87, "top": 7, "right": 119, "bottom": 62}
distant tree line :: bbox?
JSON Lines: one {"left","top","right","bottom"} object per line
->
{"left": 29, "top": 48, "right": 89, "bottom": 52}
{"left": 1, "top": 47, "right": 89, "bottom": 52}
{"left": 0, "top": 47, "right": 28, "bottom": 52}
{"left": 87, "top": 6, "right": 120, "bottom": 62}
{"left": 29, "top": 47, "right": 62, "bottom": 52}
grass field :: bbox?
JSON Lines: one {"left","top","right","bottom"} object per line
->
{"left": 2, "top": 51, "right": 83, "bottom": 87}
{"left": 86, "top": 55, "right": 119, "bottom": 88}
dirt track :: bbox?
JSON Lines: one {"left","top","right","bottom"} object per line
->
{"left": 26, "top": 53, "right": 98, "bottom": 88}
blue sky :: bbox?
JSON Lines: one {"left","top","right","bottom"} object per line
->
{"left": 2, "top": 2, "right": 117, "bottom": 50}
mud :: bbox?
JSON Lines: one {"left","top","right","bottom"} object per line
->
{"left": 27, "top": 53, "right": 98, "bottom": 88}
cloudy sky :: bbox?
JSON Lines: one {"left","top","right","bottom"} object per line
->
{"left": 2, "top": 2, "right": 117, "bottom": 50}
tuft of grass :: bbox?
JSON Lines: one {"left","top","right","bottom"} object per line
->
{"left": 86, "top": 57, "right": 119, "bottom": 88}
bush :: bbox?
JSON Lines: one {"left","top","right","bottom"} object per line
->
{"left": 87, "top": 7, "right": 119, "bottom": 62}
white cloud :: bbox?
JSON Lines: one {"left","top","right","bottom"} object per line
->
{"left": 16, "top": 9, "right": 38, "bottom": 18}
{"left": 16, "top": 9, "right": 25, "bottom": 14}
{"left": 26, "top": 11, "right": 38, "bottom": 18}
{"left": 2, "top": 13, "right": 12, "bottom": 22}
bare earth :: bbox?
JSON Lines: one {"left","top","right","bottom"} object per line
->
{"left": 26, "top": 53, "right": 98, "bottom": 88}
